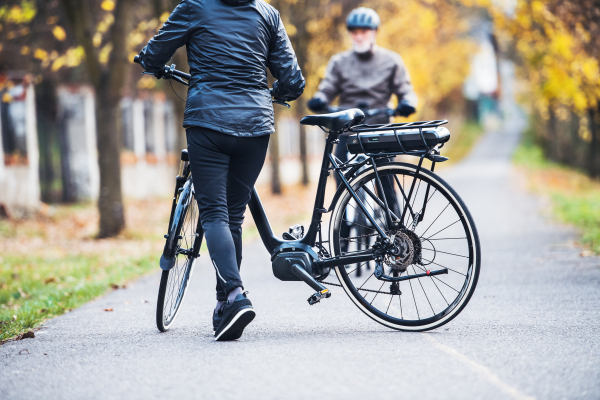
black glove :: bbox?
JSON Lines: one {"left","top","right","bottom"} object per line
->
{"left": 154, "top": 65, "right": 169, "bottom": 80}
{"left": 395, "top": 100, "right": 416, "bottom": 117}
{"left": 307, "top": 97, "right": 327, "bottom": 112}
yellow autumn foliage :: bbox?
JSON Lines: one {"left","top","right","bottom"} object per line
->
{"left": 489, "top": 0, "right": 600, "bottom": 116}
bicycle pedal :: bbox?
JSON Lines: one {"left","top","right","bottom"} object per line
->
{"left": 307, "top": 289, "right": 331, "bottom": 306}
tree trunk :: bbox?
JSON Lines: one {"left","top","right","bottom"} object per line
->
{"left": 96, "top": 86, "right": 125, "bottom": 237}
{"left": 270, "top": 130, "right": 281, "bottom": 194}
{"left": 294, "top": 32, "right": 310, "bottom": 186}
{"left": 589, "top": 107, "right": 599, "bottom": 178}
{"left": 298, "top": 102, "right": 309, "bottom": 186}
{"left": 60, "top": 0, "right": 135, "bottom": 237}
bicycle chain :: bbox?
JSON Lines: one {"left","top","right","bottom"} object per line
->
{"left": 342, "top": 232, "right": 381, "bottom": 243}
{"left": 320, "top": 281, "right": 391, "bottom": 295}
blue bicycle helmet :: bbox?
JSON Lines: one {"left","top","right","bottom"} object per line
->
{"left": 346, "top": 7, "right": 380, "bottom": 30}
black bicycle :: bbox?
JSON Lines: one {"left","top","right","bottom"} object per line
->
{"left": 134, "top": 57, "right": 481, "bottom": 332}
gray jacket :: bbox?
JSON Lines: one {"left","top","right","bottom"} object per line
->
{"left": 139, "top": 0, "right": 305, "bottom": 137}
{"left": 314, "top": 46, "right": 417, "bottom": 123}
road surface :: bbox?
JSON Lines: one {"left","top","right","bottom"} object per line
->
{"left": 1, "top": 129, "right": 599, "bottom": 399}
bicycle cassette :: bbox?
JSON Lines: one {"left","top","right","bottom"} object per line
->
{"left": 387, "top": 230, "right": 422, "bottom": 272}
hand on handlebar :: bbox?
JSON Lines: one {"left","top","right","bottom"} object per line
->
{"left": 133, "top": 55, "right": 191, "bottom": 86}
{"left": 395, "top": 100, "right": 416, "bottom": 117}
{"left": 269, "top": 88, "right": 291, "bottom": 108}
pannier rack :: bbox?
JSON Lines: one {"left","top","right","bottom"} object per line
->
{"left": 348, "top": 119, "right": 449, "bottom": 159}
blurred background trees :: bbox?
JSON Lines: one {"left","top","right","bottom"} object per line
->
{"left": 1, "top": 0, "right": 598, "bottom": 235}
{"left": 489, "top": 0, "right": 600, "bottom": 176}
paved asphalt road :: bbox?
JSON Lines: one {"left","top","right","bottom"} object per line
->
{"left": 1, "top": 129, "right": 599, "bottom": 400}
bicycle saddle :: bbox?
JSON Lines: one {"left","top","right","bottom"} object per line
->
{"left": 300, "top": 109, "right": 365, "bottom": 132}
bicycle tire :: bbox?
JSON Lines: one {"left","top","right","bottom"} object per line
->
{"left": 156, "top": 178, "right": 202, "bottom": 332}
{"left": 329, "top": 162, "right": 481, "bottom": 331}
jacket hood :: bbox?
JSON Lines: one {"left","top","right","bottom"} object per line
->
{"left": 221, "top": 0, "right": 252, "bottom": 5}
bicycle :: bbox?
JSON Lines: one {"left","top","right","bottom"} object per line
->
{"left": 134, "top": 57, "right": 481, "bottom": 332}
{"left": 327, "top": 104, "right": 396, "bottom": 279}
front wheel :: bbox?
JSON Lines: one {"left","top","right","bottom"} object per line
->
{"left": 156, "top": 178, "right": 202, "bottom": 332}
{"left": 329, "top": 162, "right": 481, "bottom": 331}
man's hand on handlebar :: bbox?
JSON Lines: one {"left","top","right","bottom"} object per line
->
{"left": 307, "top": 97, "right": 328, "bottom": 112}
{"left": 395, "top": 100, "right": 416, "bottom": 118}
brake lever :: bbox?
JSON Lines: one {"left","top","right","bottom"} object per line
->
{"left": 272, "top": 99, "right": 291, "bottom": 108}
{"left": 172, "top": 75, "right": 189, "bottom": 86}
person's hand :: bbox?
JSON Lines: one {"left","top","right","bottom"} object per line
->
{"left": 307, "top": 97, "right": 327, "bottom": 112}
{"left": 395, "top": 100, "right": 416, "bottom": 117}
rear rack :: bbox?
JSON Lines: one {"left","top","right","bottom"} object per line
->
{"left": 348, "top": 119, "right": 448, "bottom": 157}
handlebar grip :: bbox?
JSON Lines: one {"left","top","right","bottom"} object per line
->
{"left": 133, "top": 55, "right": 141, "bottom": 64}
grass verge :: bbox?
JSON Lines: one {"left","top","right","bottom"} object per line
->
{"left": 0, "top": 253, "right": 155, "bottom": 342}
{"left": 513, "top": 142, "right": 600, "bottom": 253}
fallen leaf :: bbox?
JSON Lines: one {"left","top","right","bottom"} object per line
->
{"left": 103, "top": 308, "right": 113, "bottom": 312}
{"left": 44, "top": 277, "right": 57, "bottom": 284}
{"left": 580, "top": 250, "right": 595, "bottom": 257}
{"left": 20, "top": 331, "right": 35, "bottom": 340}
{"left": 110, "top": 283, "right": 119, "bottom": 289}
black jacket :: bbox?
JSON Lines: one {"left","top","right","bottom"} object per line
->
{"left": 139, "top": 0, "right": 305, "bottom": 136}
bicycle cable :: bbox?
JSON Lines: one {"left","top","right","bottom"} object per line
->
{"left": 170, "top": 78, "right": 186, "bottom": 102}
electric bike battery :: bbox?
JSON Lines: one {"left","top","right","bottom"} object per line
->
{"left": 346, "top": 126, "right": 450, "bottom": 154}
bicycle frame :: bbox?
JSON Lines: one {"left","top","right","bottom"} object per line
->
{"left": 246, "top": 129, "right": 439, "bottom": 270}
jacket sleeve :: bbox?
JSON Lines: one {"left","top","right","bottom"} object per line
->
{"left": 313, "top": 57, "right": 341, "bottom": 104}
{"left": 393, "top": 54, "right": 418, "bottom": 107}
{"left": 267, "top": 14, "right": 305, "bottom": 101}
{"left": 138, "top": 1, "right": 191, "bottom": 73}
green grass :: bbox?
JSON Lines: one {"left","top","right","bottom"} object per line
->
{"left": 513, "top": 141, "right": 600, "bottom": 253}
{"left": 0, "top": 253, "right": 156, "bottom": 342}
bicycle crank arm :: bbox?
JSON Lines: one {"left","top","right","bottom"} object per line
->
{"left": 374, "top": 263, "right": 448, "bottom": 282}
{"left": 290, "top": 264, "right": 332, "bottom": 305}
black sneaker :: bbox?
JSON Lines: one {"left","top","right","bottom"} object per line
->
{"left": 214, "top": 292, "right": 255, "bottom": 341}
{"left": 213, "top": 306, "right": 224, "bottom": 332}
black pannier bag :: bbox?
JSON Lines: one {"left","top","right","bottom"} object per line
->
{"left": 346, "top": 126, "right": 450, "bottom": 155}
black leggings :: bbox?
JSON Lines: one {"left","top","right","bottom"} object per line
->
{"left": 186, "top": 127, "right": 270, "bottom": 301}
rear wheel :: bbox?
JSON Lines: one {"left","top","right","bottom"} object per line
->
{"left": 156, "top": 178, "right": 202, "bottom": 332}
{"left": 330, "top": 162, "right": 480, "bottom": 331}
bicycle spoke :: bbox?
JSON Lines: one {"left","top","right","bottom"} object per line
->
{"left": 370, "top": 281, "right": 387, "bottom": 305}
{"left": 408, "top": 278, "right": 420, "bottom": 320}
{"left": 412, "top": 265, "right": 435, "bottom": 315}
{"left": 423, "top": 219, "right": 461, "bottom": 240}
{"left": 419, "top": 203, "right": 450, "bottom": 237}
{"left": 423, "top": 248, "right": 469, "bottom": 259}
{"left": 386, "top": 295, "right": 394, "bottom": 314}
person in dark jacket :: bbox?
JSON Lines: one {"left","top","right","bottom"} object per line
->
{"left": 138, "top": 0, "right": 305, "bottom": 341}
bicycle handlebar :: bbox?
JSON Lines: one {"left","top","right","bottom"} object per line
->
{"left": 133, "top": 55, "right": 191, "bottom": 84}
{"left": 327, "top": 105, "right": 395, "bottom": 118}
{"left": 132, "top": 55, "right": 289, "bottom": 107}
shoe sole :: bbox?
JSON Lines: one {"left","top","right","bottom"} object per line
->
{"left": 214, "top": 308, "right": 255, "bottom": 341}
